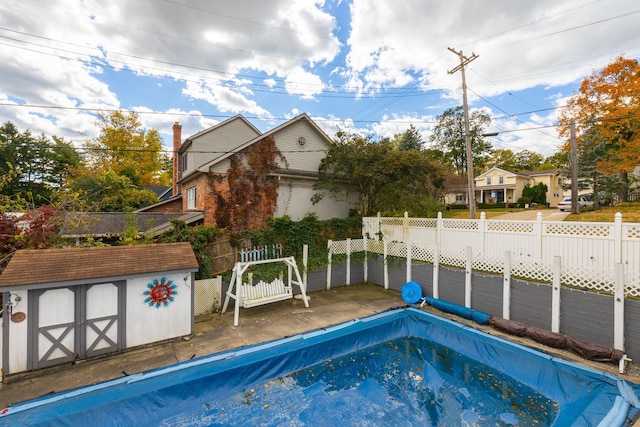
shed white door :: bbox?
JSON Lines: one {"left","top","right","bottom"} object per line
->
{"left": 32, "top": 287, "right": 77, "bottom": 369}
{"left": 83, "top": 283, "right": 121, "bottom": 358}
{"left": 31, "top": 282, "right": 123, "bottom": 369}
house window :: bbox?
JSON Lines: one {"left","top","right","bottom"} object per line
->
{"left": 455, "top": 194, "right": 464, "bottom": 202}
{"left": 187, "top": 187, "right": 196, "bottom": 209}
{"left": 486, "top": 177, "right": 492, "bottom": 185}
{"left": 558, "top": 177, "right": 562, "bottom": 186}
{"left": 182, "top": 153, "right": 188, "bottom": 171}
{"left": 498, "top": 176, "right": 504, "bottom": 184}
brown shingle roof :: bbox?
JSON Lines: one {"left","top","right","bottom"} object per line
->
{"left": 0, "top": 243, "right": 199, "bottom": 289}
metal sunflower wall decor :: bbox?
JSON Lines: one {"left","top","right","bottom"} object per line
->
{"left": 143, "top": 277, "right": 178, "bottom": 308}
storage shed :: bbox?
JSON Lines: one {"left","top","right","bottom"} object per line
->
{"left": 0, "top": 243, "right": 199, "bottom": 376}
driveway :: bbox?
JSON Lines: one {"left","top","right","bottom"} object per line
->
{"left": 489, "top": 208, "right": 570, "bottom": 221}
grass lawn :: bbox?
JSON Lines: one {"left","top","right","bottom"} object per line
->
{"left": 446, "top": 201, "right": 640, "bottom": 222}
{"left": 564, "top": 202, "right": 640, "bottom": 222}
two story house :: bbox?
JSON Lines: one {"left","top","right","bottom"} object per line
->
{"left": 473, "top": 167, "right": 565, "bottom": 207}
{"left": 142, "top": 113, "right": 354, "bottom": 231}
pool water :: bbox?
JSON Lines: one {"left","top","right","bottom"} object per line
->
{"left": 163, "top": 336, "right": 555, "bottom": 426}
{"left": 1, "top": 308, "right": 637, "bottom": 426}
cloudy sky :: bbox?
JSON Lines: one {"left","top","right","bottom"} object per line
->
{"left": 1, "top": 0, "right": 639, "bottom": 157}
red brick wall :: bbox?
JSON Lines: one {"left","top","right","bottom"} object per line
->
{"left": 140, "top": 197, "right": 183, "bottom": 213}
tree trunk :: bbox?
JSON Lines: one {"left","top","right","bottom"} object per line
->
{"left": 619, "top": 171, "right": 629, "bottom": 203}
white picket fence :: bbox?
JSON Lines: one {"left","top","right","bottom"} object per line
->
{"left": 362, "top": 212, "right": 640, "bottom": 297}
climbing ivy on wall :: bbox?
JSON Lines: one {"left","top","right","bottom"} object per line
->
{"left": 210, "top": 135, "right": 286, "bottom": 237}
{"left": 243, "top": 211, "right": 363, "bottom": 270}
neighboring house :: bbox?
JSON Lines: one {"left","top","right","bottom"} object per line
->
{"left": 474, "top": 167, "right": 565, "bottom": 207}
{"left": 143, "top": 113, "right": 354, "bottom": 230}
{"left": 59, "top": 211, "right": 203, "bottom": 245}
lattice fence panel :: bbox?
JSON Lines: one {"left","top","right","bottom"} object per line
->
{"left": 194, "top": 277, "right": 222, "bottom": 315}
{"left": 412, "top": 244, "right": 434, "bottom": 263}
{"left": 443, "top": 219, "right": 478, "bottom": 231}
{"left": 439, "top": 248, "right": 466, "bottom": 269}
{"left": 545, "top": 222, "right": 612, "bottom": 237}
{"left": 628, "top": 224, "right": 640, "bottom": 239}
{"left": 626, "top": 270, "right": 640, "bottom": 298}
{"left": 380, "top": 218, "right": 404, "bottom": 227}
{"left": 366, "top": 239, "right": 384, "bottom": 255}
{"left": 330, "top": 240, "right": 348, "bottom": 255}
{"left": 511, "top": 257, "right": 554, "bottom": 283}
{"left": 473, "top": 252, "right": 504, "bottom": 275}
{"left": 561, "top": 264, "right": 615, "bottom": 294}
{"left": 388, "top": 241, "right": 407, "bottom": 258}
{"left": 487, "top": 221, "right": 534, "bottom": 233}
{"left": 350, "top": 238, "right": 365, "bottom": 253}
{"left": 409, "top": 218, "right": 437, "bottom": 228}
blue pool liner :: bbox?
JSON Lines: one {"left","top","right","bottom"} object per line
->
{"left": 1, "top": 307, "right": 638, "bottom": 426}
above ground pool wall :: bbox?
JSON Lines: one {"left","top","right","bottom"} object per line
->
{"left": 365, "top": 257, "right": 640, "bottom": 361}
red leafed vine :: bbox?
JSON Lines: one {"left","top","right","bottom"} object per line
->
{"left": 210, "top": 135, "right": 287, "bottom": 235}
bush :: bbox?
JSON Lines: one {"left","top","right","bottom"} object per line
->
{"left": 446, "top": 204, "right": 467, "bottom": 210}
{"left": 517, "top": 197, "right": 532, "bottom": 206}
{"left": 477, "top": 202, "right": 506, "bottom": 209}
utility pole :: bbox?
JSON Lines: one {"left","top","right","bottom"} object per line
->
{"left": 448, "top": 47, "right": 479, "bottom": 219}
{"left": 570, "top": 120, "right": 578, "bottom": 214}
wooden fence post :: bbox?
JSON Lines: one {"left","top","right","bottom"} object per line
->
{"left": 551, "top": 256, "right": 561, "bottom": 333}
{"left": 326, "top": 239, "right": 332, "bottom": 291}
{"left": 465, "top": 246, "right": 472, "bottom": 308}
{"left": 503, "top": 251, "right": 511, "bottom": 320}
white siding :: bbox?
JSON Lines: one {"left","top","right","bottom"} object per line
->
{"left": 125, "top": 273, "right": 192, "bottom": 347}
{"left": 7, "top": 289, "right": 28, "bottom": 373}
{"left": 272, "top": 120, "right": 328, "bottom": 172}
{"left": 276, "top": 177, "right": 353, "bottom": 220}
{"left": 184, "top": 118, "right": 261, "bottom": 174}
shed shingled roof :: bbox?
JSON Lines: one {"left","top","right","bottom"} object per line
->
{"left": 0, "top": 242, "right": 199, "bottom": 289}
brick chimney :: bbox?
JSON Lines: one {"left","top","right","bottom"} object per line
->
{"left": 172, "top": 121, "right": 182, "bottom": 196}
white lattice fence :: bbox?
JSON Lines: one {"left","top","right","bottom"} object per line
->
{"left": 194, "top": 277, "right": 222, "bottom": 315}
{"left": 510, "top": 257, "right": 554, "bottom": 284}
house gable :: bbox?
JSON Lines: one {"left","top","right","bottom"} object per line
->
{"left": 180, "top": 115, "right": 261, "bottom": 178}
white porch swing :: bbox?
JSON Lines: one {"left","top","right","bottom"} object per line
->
{"left": 221, "top": 256, "right": 309, "bottom": 326}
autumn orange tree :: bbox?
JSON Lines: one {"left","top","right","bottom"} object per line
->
{"left": 84, "top": 110, "right": 171, "bottom": 186}
{"left": 558, "top": 56, "right": 640, "bottom": 201}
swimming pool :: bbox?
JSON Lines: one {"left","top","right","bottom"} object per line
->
{"left": 1, "top": 307, "right": 639, "bottom": 426}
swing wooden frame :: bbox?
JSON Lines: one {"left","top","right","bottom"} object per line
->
{"left": 221, "top": 256, "right": 309, "bottom": 326}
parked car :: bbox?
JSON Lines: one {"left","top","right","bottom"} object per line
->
{"left": 558, "top": 196, "right": 594, "bottom": 211}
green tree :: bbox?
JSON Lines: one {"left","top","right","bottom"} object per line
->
{"left": 85, "top": 110, "right": 170, "bottom": 187}
{"left": 396, "top": 124, "right": 423, "bottom": 151}
{"left": 313, "top": 131, "right": 447, "bottom": 216}
{"left": 429, "top": 106, "right": 493, "bottom": 174}
{"left": 65, "top": 170, "right": 158, "bottom": 212}
{"left": 540, "top": 151, "right": 569, "bottom": 170}
{"left": 522, "top": 182, "right": 548, "bottom": 205}
{"left": 487, "top": 149, "right": 517, "bottom": 171}
{"left": 513, "top": 150, "right": 544, "bottom": 171}
{"left": 0, "top": 122, "right": 82, "bottom": 205}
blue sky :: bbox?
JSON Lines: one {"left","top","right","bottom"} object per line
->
{"left": 1, "top": 0, "right": 639, "bottom": 158}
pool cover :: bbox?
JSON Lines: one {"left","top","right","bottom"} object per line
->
{"left": 1, "top": 307, "right": 639, "bottom": 426}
